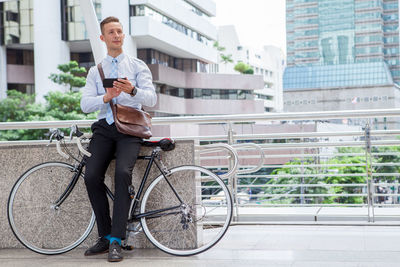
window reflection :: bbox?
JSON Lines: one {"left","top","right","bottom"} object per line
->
{"left": 286, "top": 0, "right": 400, "bottom": 84}
{"left": 130, "top": 5, "right": 212, "bottom": 47}
{"left": 181, "top": 0, "right": 210, "bottom": 19}
{"left": 61, "top": 0, "right": 101, "bottom": 41}
{"left": 0, "top": 0, "right": 33, "bottom": 45}
{"left": 155, "top": 84, "right": 254, "bottom": 100}
{"left": 138, "top": 48, "right": 209, "bottom": 73}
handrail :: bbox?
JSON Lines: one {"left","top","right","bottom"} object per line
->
{"left": 1, "top": 108, "right": 400, "bottom": 130}
{"left": 3, "top": 109, "right": 400, "bottom": 223}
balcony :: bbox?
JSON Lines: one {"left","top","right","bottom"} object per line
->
{"left": 148, "top": 64, "right": 265, "bottom": 90}
{"left": 130, "top": 16, "right": 217, "bottom": 63}
{"left": 148, "top": 93, "right": 265, "bottom": 115}
{"left": 130, "top": 0, "right": 217, "bottom": 39}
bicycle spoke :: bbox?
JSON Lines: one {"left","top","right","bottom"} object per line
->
{"left": 141, "top": 165, "right": 232, "bottom": 256}
{"left": 8, "top": 162, "right": 95, "bottom": 255}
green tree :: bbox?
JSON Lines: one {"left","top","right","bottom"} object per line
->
{"left": 48, "top": 60, "right": 87, "bottom": 91}
{"left": 220, "top": 54, "right": 233, "bottom": 64}
{"left": 243, "top": 68, "right": 254, "bottom": 74}
{"left": 213, "top": 41, "right": 226, "bottom": 52}
{"left": 0, "top": 60, "right": 95, "bottom": 140}
{"left": 234, "top": 62, "right": 254, "bottom": 75}
{"left": 373, "top": 145, "right": 400, "bottom": 182}
{"left": 324, "top": 147, "right": 367, "bottom": 204}
{"left": 261, "top": 158, "right": 327, "bottom": 204}
{"left": 262, "top": 147, "right": 373, "bottom": 205}
{"left": 0, "top": 90, "right": 48, "bottom": 140}
{"left": 44, "top": 91, "right": 96, "bottom": 120}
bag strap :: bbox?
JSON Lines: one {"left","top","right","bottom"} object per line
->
{"left": 97, "top": 63, "right": 105, "bottom": 81}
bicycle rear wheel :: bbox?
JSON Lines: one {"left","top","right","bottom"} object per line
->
{"left": 140, "top": 165, "right": 232, "bottom": 256}
{"left": 7, "top": 162, "right": 95, "bottom": 255}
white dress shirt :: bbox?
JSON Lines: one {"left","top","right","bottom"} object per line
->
{"left": 80, "top": 53, "right": 157, "bottom": 120}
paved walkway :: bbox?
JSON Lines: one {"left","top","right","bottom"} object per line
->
{"left": 2, "top": 225, "right": 400, "bottom": 266}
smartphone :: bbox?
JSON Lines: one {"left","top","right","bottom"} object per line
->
{"left": 102, "top": 78, "right": 119, "bottom": 88}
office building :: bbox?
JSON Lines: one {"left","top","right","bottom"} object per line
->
{"left": 284, "top": 0, "right": 400, "bottom": 112}
{"left": 0, "top": 0, "right": 264, "bottom": 120}
{"left": 215, "top": 25, "right": 285, "bottom": 112}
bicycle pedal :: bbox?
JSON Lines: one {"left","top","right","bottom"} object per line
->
{"left": 122, "top": 245, "right": 134, "bottom": 250}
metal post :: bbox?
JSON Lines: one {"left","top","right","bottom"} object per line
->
{"left": 227, "top": 122, "right": 239, "bottom": 221}
{"left": 300, "top": 122, "right": 305, "bottom": 205}
{"left": 364, "top": 122, "right": 374, "bottom": 222}
{"left": 79, "top": 0, "right": 106, "bottom": 64}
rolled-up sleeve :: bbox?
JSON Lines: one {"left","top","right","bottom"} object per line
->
{"left": 80, "top": 67, "right": 105, "bottom": 113}
{"left": 134, "top": 62, "right": 157, "bottom": 107}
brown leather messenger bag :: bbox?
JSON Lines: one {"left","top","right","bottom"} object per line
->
{"left": 97, "top": 63, "right": 152, "bottom": 139}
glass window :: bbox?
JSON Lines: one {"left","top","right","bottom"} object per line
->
{"left": 1, "top": 0, "right": 33, "bottom": 44}
{"left": 131, "top": 5, "right": 212, "bottom": 47}
{"left": 181, "top": 0, "right": 210, "bottom": 19}
{"left": 61, "top": 0, "right": 101, "bottom": 41}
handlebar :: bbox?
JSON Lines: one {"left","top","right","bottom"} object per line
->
{"left": 76, "top": 132, "right": 92, "bottom": 157}
{"left": 49, "top": 125, "right": 92, "bottom": 159}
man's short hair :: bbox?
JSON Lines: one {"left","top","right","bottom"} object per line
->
{"left": 100, "top": 16, "right": 121, "bottom": 34}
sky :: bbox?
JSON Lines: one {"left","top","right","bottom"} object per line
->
{"left": 210, "top": 0, "right": 287, "bottom": 54}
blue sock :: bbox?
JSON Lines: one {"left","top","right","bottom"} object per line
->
{"left": 109, "top": 237, "right": 121, "bottom": 245}
{"left": 104, "top": 234, "right": 111, "bottom": 241}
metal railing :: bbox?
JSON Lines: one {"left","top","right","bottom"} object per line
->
{"left": 2, "top": 108, "right": 400, "bottom": 223}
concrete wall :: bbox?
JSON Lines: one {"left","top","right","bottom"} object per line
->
{"left": 283, "top": 85, "right": 400, "bottom": 112}
{"left": 0, "top": 140, "right": 194, "bottom": 249}
{"left": 149, "top": 93, "right": 264, "bottom": 115}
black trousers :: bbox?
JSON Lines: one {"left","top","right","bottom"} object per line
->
{"left": 85, "top": 119, "right": 142, "bottom": 239}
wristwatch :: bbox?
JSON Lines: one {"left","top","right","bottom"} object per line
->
{"left": 129, "top": 86, "right": 137, "bottom": 96}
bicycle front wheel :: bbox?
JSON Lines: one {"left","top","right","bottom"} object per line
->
{"left": 7, "top": 162, "right": 95, "bottom": 255}
{"left": 141, "top": 165, "right": 233, "bottom": 256}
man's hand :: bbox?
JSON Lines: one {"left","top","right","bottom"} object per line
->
{"left": 103, "top": 87, "right": 121, "bottom": 103}
{"left": 113, "top": 78, "right": 134, "bottom": 94}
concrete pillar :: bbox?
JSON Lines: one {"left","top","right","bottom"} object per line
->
{"left": 0, "top": 46, "right": 6, "bottom": 99}
{"left": 33, "top": 0, "right": 70, "bottom": 103}
{"left": 101, "top": 0, "right": 137, "bottom": 57}
{"left": 80, "top": 0, "right": 106, "bottom": 64}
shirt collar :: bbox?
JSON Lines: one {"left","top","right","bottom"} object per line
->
{"left": 105, "top": 53, "right": 125, "bottom": 63}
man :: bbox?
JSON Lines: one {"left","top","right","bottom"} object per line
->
{"left": 81, "top": 16, "right": 157, "bottom": 262}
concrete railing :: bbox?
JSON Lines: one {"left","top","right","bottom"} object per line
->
{"left": 0, "top": 140, "right": 195, "bottom": 249}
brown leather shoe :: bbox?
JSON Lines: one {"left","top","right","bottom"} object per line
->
{"left": 108, "top": 240, "right": 123, "bottom": 262}
{"left": 84, "top": 237, "right": 109, "bottom": 256}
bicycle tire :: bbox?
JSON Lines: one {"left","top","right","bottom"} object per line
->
{"left": 140, "top": 165, "right": 233, "bottom": 256}
{"left": 7, "top": 161, "right": 95, "bottom": 255}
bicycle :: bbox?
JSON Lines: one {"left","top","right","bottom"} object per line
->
{"left": 7, "top": 125, "right": 233, "bottom": 256}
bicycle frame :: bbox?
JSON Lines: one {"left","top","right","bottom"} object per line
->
{"left": 128, "top": 148, "right": 184, "bottom": 222}
{"left": 53, "top": 147, "right": 185, "bottom": 223}
{"left": 52, "top": 160, "right": 86, "bottom": 208}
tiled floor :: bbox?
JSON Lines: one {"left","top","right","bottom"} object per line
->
{"left": 1, "top": 225, "right": 400, "bottom": 266}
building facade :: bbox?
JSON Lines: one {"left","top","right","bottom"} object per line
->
{"left": 284, "top": 0, "right": 400, "bottom": 112}
{"left": 0, "top": 0, "right": 264, "bottom": 117}
{"left": 215, "top": 25, "right": 285, "bottom": 112}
